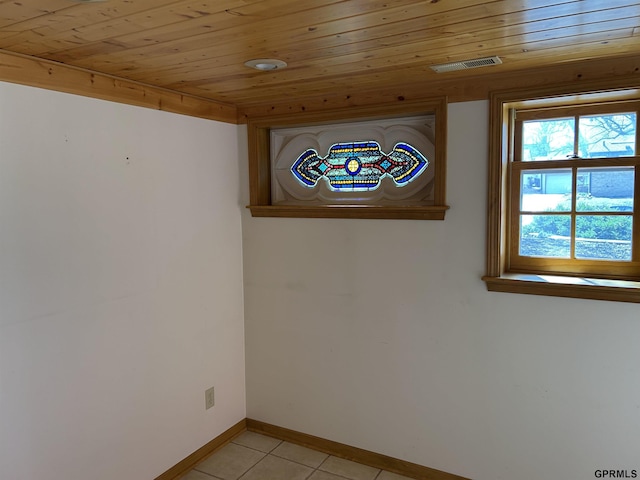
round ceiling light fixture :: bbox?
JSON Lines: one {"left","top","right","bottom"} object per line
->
{"left": 244, "top": 59, "right": 287, "bottom": 71}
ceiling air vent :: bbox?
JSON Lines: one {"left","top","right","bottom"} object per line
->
{"left": 430, "top": 56, "right": 502, "bottom": 73}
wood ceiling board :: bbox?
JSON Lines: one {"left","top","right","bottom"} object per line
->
{"left": 0, "top": 0, "right": 73, "bottom": 28}
{"left": 50, "top": 0, "right": 640, "bottom": 87}
{"left": 112, "top": 11, "right": 640, "bottom": 89}
{"left": 66, "top": 32, "right": 640, "bottom": 105}
{"left": 60, "top": 0, "right": 582, "bottom": 75}
{"left": 44, "top": 0, "right": 416, "bottom": 68}
{"left": 149, "top": 24, "right": 640, "bottom": 98}
{"left": 237, "top": 55, "right": 640, "bottom": 120}
{"left": 181, "top": 36, "right": 640, "bottom": 105}
{"left": 237, "top": 57, "right": 640, "bottom": 122}
{"left": 0, "top": 0, "right": 586, "bottom": 67}
{"left": 0, "top": 0, "right": 181, "bottom": 39}
{"left": 0, "top": 0, "right": 639, "bottom": 113}
{"left": 1, "top": 0, "right": 347, "bottom": 57}
{"left": 47, "top": 0, "right": 583, "bottom": 67}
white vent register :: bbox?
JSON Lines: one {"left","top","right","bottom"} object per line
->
{"left": 430, "top": 56, "right": 502, "bottom": 73}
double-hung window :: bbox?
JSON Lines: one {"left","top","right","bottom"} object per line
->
{"left": 484, "top": 85, "right": 640, "bottom": 302}
{"left": 512, "top": 101, "right": 639, "bottom": 279}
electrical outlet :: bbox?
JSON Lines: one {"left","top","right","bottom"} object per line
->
{"left": 205, "top": 386, "right": 215, "bottom": 410}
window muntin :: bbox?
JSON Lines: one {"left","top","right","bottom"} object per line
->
{"left": 509, "top": 100, "right": 640, "bottom": 280}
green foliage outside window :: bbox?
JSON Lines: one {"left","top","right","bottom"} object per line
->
{"left": 522, "top": 197, "right": 633, "bottom": 241}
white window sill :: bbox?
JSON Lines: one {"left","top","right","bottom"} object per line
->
{"left": 482, "top": 274, "right": 640, "bottom": 303}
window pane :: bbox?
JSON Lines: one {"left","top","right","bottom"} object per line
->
{"left": 522, "top": 118, "right": 575, "bottom": 161}
{"left": 576, "top": 167, "right": 634, "bottom": 212}
{"left": 520, "top": 214, "right": 571, "bottom": 258}
{"left": 575, "top": 215, "right": 632, "bottom": 261}
{"left": 521, "top": 169, "right": 572, "bottom": 212}
{"left": 578, "top": 113, "right": 636, "bottom": 158}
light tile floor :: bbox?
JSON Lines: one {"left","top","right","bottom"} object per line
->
{"left": 181, "top": 431, "right": 413, "bottom": 480}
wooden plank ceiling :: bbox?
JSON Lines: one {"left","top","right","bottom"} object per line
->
{"left": 0, "top": 0, "right": 639, "bottom": 112}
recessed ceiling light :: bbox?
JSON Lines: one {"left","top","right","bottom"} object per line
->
{"left": 244, "top": 59, "right": 287, "bottom": 71}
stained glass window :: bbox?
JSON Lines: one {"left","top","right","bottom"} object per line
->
{"left": 290, "top": 141, "right": 428, "bottom": 191}
{"left": 268, "top": 113, "right": 439, "bottom": 207}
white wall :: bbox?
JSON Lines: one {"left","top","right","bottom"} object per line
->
{"left": 0, "top": 83, "right": 246, "bottom": 480}
{"left": 241, "top": 101, "right": 640, "bottom": 480}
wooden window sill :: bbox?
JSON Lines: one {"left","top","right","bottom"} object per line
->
{"left": 482, "top": 274, "right": 640, "bottom": 303}
{"left": 248, "top": 204, "right": 449, "bottom": 220}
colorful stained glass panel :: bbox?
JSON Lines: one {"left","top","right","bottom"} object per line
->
{"left": 291, "top": 141, "right": 429, "bottom": 191}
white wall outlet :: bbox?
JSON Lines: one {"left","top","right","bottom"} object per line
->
{"left": 205, "top": 386, "right": 215, "bottom": 410}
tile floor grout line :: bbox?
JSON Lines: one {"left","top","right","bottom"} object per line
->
{"left": 188, "top": 432, "right": 405, "bottom": 480}
{"left": 231, "top": 438, "right": 283, "bottom": 455}
{"left": 232, "top": 450, "right": 376, "bottom": 480}
{"left": 270, "top": 451, "right": 328, "bottom": 470}
{"left": 235, "top": 452, "right": 271, "bottom": 480}
{"left": 317, "top": 455, "right": 382, "bottom": 480}
{"left": 232, "top": 438, "right": 333, "bottom": 473}
{"left": 190, "top": 468, "right": 223, "bottom": 480}
{"left": 288, "top": 450, "right": 377, "bottom": 480}
{"left": 304, "top": 464, "right": 315, "bottom": 480}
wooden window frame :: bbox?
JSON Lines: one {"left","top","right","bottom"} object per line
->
{"left": 510, "top": 101, "right": 640, "bottom": 278}
{"left": 483, "top": 80, "right": 640, "bottom": 303}
{"left": 246, "top": 98, "right": 449, "bottom": 220}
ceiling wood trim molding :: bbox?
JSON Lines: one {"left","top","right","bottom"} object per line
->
{"left": 0, "top": 49, "right": 237, "bottom": 124}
